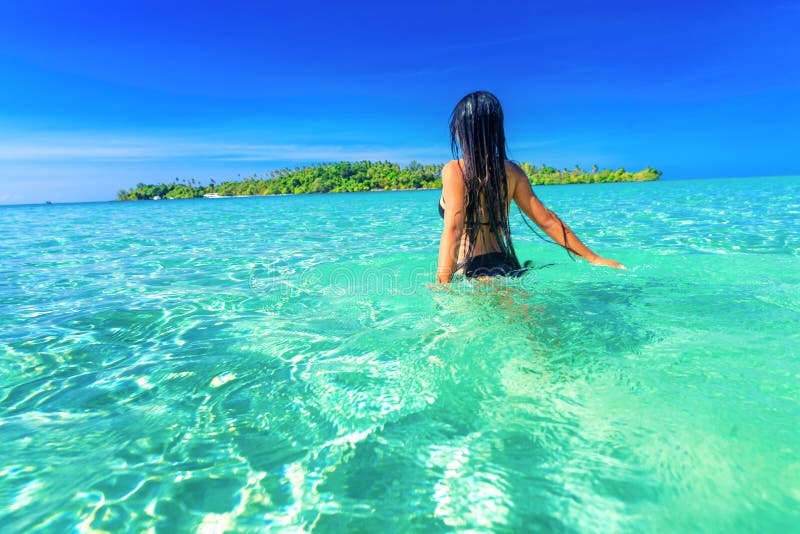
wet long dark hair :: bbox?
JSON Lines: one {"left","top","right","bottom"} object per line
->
{"left": 450, "top": 91, "right": 521, "bottom": 270}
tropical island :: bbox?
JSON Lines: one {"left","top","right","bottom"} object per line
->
{"left": 117, "top": 161, "right": 661, "bottom": 200}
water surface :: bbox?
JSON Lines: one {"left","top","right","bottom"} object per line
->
{"left": 1, "top": 176, "right": 799, "bottom": 531}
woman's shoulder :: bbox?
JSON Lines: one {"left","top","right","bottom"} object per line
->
{"left": 441, "top": 160, "right": 464, "bottom": 181}
{"left": 442, "top": 160, "right": 462, "bottom": 172}
{"left": 504, "top": 159, "right": 525, "bottom": 176}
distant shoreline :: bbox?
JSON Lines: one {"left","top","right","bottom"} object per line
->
{"left": 117, "top": 161, "right": 661, "bottom": 201}
{"left": 17, "top": 174, "right": 800, "bottom": 208}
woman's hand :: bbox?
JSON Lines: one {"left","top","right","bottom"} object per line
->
{"left": 589, "top": 255, "right": 627, "bottom": 270}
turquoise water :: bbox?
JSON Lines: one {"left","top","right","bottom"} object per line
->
{"left": 1, "top": 176, "right": 799, "bottom": 532}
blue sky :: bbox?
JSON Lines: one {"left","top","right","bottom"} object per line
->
{"left": 1, "top": 0, "right": 798, "bottom": 204}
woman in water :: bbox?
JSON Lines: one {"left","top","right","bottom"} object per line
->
{"left": 437, "top": 91, "right": 625, "bottom": 283}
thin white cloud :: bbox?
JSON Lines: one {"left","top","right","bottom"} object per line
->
{"left": 0, "top": 193, "right": 24, "bottom": 203}
{"left": 0, "top": 132, "right": 446, "bottom": 163}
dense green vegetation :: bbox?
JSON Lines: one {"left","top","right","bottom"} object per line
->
{"left": 517, "top": 163, "right": 662, "bottom": 186}
{"left": 117, "top": 160, "right": 661, "bottom": 200}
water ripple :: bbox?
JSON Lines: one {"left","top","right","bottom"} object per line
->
{"left": 1, "top": 179, "right": 799, "bottom": 530}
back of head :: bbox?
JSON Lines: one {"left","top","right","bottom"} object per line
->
{"left": 449, "top": 91, "right": 520, "bottom": 268}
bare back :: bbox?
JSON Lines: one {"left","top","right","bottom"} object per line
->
{"left": 441, "top": 160, "right": 525, "bottom": 262}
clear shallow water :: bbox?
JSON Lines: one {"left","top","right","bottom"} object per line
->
{"left": 1, "top": 176, "right": 799, "bottom": 532}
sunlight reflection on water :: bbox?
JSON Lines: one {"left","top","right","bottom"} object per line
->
{"left": 1, "top": 177, "right": 799, "bottom": 531}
